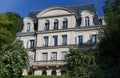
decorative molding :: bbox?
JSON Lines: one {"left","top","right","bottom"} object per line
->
{"left": 16, "top": 26, "right": 103, "bottom": 36}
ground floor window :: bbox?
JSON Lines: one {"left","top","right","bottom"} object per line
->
{"left": 51, "top": 70, "right": 56, "bottom": 75}
{"left": 42, "top": 70, "right": 47, "bottom": 75}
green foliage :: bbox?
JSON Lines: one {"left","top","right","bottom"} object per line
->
{"left": 23, "top": 75, "right": 69, "bottom": 78}
{"left": 99, "top": 0, "right": 120, "bottom": 56}
{"left": 65, "top": 0, "right": 120, "bottom": 77}
{"left": 0, "top": 12, "right": 23, "bottom": 46}
{"left": 66, "top": 48, "right": 96, "bottom": 78}
{"left": 0, "top": 40, "right": 29, "bottom": 78}
{"left": 5, "top": 12, "right": 23, "bottom": 35}
{"left": 0, "top": 12, "right": 23, "bottom": 35}
{"left": 97, "top": 0, "right": 120, "bottom": 78}
{"left": 0, "top": 12, "right": 28, "bottom": 78}
{"left": 0, "top": 27, "right": 13, "bottom": 47}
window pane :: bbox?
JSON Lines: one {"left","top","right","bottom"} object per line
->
{"left": 92, "top": 35, "right": 97, "bottom": 44}
{"left": 53, "top": 36, "right": 58, "bottom": 46}
{"left": 85, "top": 17, "right": 90, "bottom": 27}
{"left": 26, "top": 23, "right": 30, "bottom": 32}
{"left": 62, "top": 35, "right": 67, "bottom": 45}
{"left": 51, "top": 52, "right": 57, "bottom": 61}
{"left": 42, "top": 53, "right": 48, "bottom": 61}
{"left": 45, "top": 23, "right": 49, "bottom": 30}
{"left": 61, "top": 52, "right": 67, "bottom": 60}
{"left": 78, "top": 36, "right": 83, "bottom": 45}
{"left": 63, "top": 21, "right": 68, "bottom": 29}
{"left": 30, "top": 40, "right": 35, "bottom": 48}
{"left": 54, "top": 22, "right": 58, "bottom": 30}
{"left": 44, "top": 37, "right": 49, "bottom": 46}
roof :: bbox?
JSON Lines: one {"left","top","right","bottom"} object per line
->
{"left": 68, "top": 4, "right": 96, "bottom": 15}
{"left": 28, "top": 4, "right": 96, "bottom": 19}
{"left": 28, "top": 10, "right": 41, "bottom": 19}
{"left": 28, "top": 4, "right": 100, "bottom": 25}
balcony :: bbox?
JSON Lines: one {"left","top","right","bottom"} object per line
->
{"left": 33, "top": 60, "right": 67, "bottom": 67}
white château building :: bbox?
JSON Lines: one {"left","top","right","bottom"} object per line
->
{"left": 16, "top": 4, "right": 105, "bottom": 76}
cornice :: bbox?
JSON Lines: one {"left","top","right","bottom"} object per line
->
{"left": 16, "top": 32, "right": 36, "bottom": 37}
{"left": 36, "top": 26, "right": 103, "bottom": 34}
{"left": 35, "top": 44, "right": 96, "bottom": 50}
{"left": 16, "top": 26, "right": 103, "bottom": 36}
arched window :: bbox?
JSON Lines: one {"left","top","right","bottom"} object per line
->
{"left": 44, "top": 20, "right": 49, "bottom": 30}
{"left": 51, "top": 70, "right": 56, "bottom": 75}
{"left": 54, "top": 19, "right": 59, "bottom": 30}
{"left": 85, "top": 17, "right": 90, "bottom": 27}
{"left": 26, "top": 23, "right": 30, "bottom": 32}
{"left": 42, "top": 70, "right": 47, "bottom": 75}
{"left": 63, "top": 18, "right": 68, "bottom": 29}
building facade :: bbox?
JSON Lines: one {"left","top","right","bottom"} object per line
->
{"left": 17, "top": 4, "right": 105, "bottom": 76}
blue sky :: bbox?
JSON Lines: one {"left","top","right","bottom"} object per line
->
{"left": 0, "top": 0, "right": 106, "bottom": 17}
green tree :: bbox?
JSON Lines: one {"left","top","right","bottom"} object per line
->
{"left": 0, "top": 12, "right": 23, "bottom": 46}
{"left": 99, "top": 0, "right": 120, "bottom": 60}
{"left": 0, "top": 27, "right": 13, "bottom": 47}
{"left": 0, "top": 40, "right": 29, "bottom": 78}
{"left": 0, "top": 13, "right": 14, "bottom": 47}
{"left": 0, "top": 12, "right": 28, "bottom": 78}
{"left": 5, "top": 12, "right": 23, "bottom": 35}
{"left": 0, "top": 12, "right": 23, "bottom": 36}
{"left": 66, "top": 49, "right": 96, "bottom": 78}
{"left": 97, "top": 0, "right": 120, "bottom": 78}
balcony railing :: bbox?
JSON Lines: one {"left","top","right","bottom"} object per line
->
{"left": 33, "top": 60, "right": 67, "bottom": 66}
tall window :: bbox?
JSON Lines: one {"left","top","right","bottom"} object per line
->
{"left": 29, "top": 40, "right": 35, "bottom": 48}
{"left": 62, "top": 35, "right": 67, "bottom": 45}
{"left": 44, "top": 36, "right": 49, "bottom": 46}
{"left": 44, "top": 20, "right": 49, "bottom": 30}
{"left": 53, "top": 36, "right": 58, "bottom": 46}
{"left": 29, "top": 53, "right": 34, "bottom": 66}
{"left": 26, "top": 23, "right": 30, "bottom": 32}
{"left": 61, "top": 52, "right": 67, "bottom": 60}
{"left": 51, "top": 52, "right": 57, "bottom": 61}
{"left": 85, "top": 17, "right": 90, "bottom": 27}
{"left": 63, "top": 18, "right": 68, "bottom": 29}
{"left": 42, "top": 53, "right": 48, "bottom": 61}
{"left": 78, "top": 35, "right": 83, "bottom": 45}
{"left": 91, "top": 35, "right": 97, "bottom": 44}
{"left": 54, "top": 19, "right": 58, "bottom": 30}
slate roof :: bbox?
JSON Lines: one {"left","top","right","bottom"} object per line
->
{"left": 28, "top": 10, "right": 41, "bottom": 19}
{"left": 68, "top": 4, "right": 97, "bottom": 16}
{"left": 28, "top": 4, "right": 100, "bottom": 25}
{"left": 28, "top": 4, "right": 95, "bottom": 18}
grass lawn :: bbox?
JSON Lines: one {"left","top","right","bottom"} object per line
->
{"left": 23, "top": 75, "right": 70, "bottom": 78}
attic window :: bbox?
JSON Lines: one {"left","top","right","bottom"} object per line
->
{"left": 54, "top": 19, "right": 59, "bottom": 30}
{"left": 26, "top": 23, "right": 30, "bottom": 32}
{"left": 85, "top": 17, "right": 90, "bottom": 26}
{"left": 63, "top": 18, "right": 68, "bottom": 29}
{"left": 44, "top": 20, "right": 50, "bottom": 30}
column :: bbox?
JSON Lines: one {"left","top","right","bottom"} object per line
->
{"left": 56, "top": 69, "right": 61, "bottom": 76}
{"left": 47, "top": 69, "right": 52, "bottom": 75}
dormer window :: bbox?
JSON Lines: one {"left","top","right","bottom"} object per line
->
{"left": 26, "top": 23, "right": 30, "bottom": 32}
{"left": 63, "top": 18, "right": 68, "bottom": 29}
{"left": 44, "top": 20, "right": 49, "bottom": 31}
{"left": 85, "top": 17, "right": 90, "bottom": 27}
{"left": 54, "top": 19, "right": 58, "bottom": 30}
